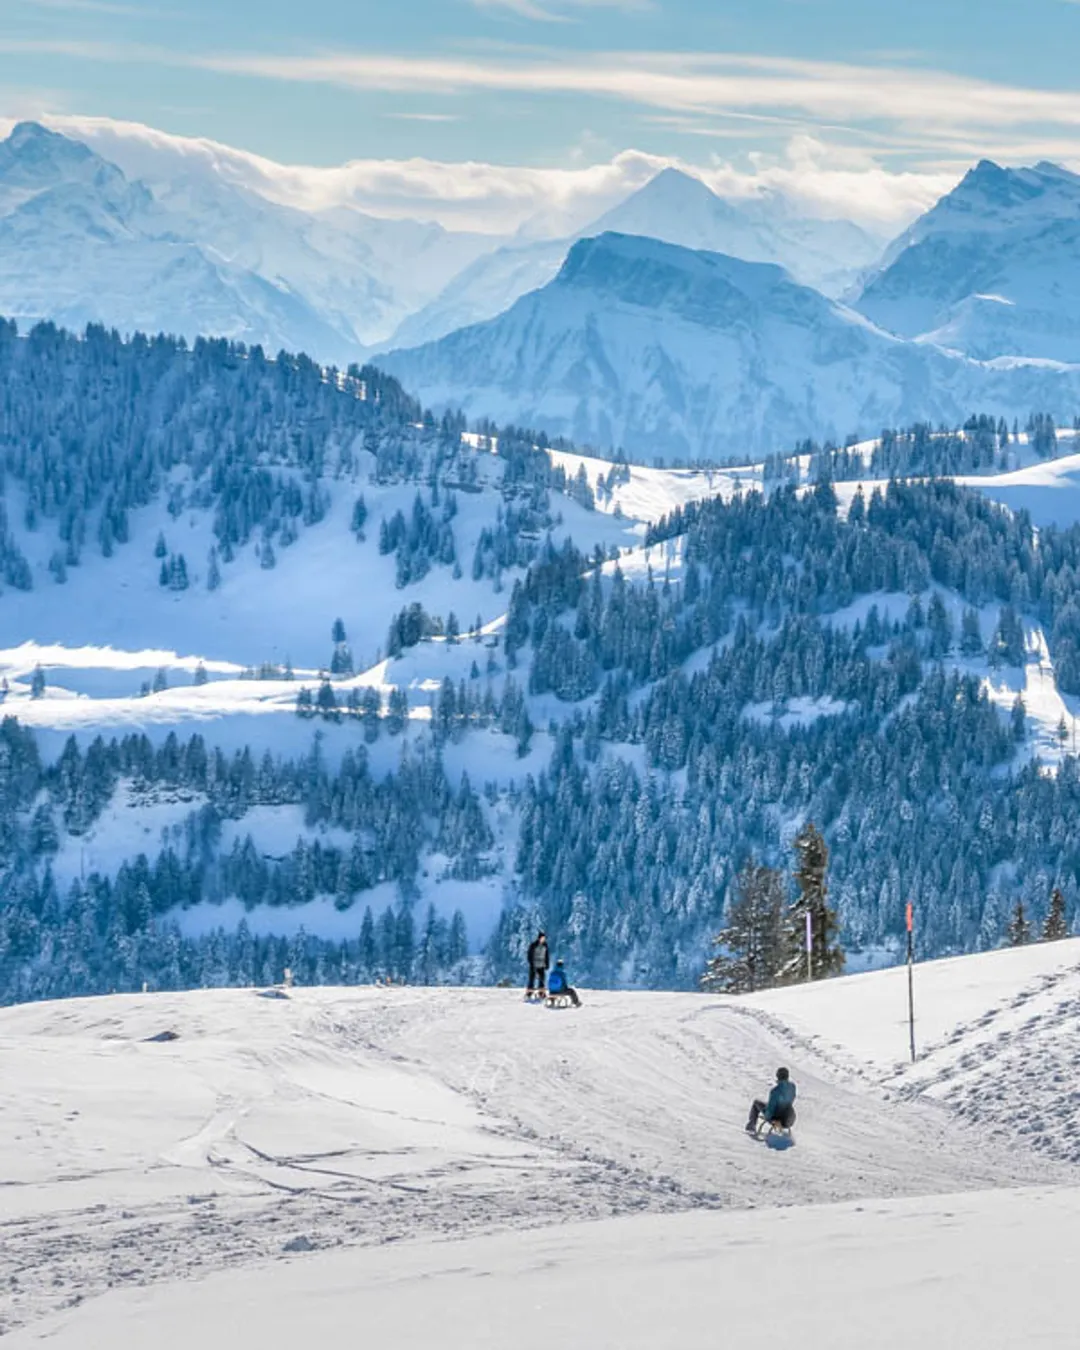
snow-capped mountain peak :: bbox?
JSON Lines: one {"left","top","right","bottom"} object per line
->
{"left": 0, "top": 120, "right": 94, "bottom": 184}
{"left": 854, "top": 156, "right": 1080, "bottom": 363}
{"left": 0, "top": 121, "right": 149, "bottom": 221}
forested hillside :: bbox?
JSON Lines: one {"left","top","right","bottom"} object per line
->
{"left": 2, "top": 319, "right": 1080, "bottom": 1002}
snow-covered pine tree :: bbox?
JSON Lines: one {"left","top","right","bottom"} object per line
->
{"left": 329, "top": 618, "right": 354, "bottom": 676}
{"left": 1011, "top": 693, "right": 1027, "bottom": 742}
{"left": 386, "top": 686, "right": 409, "bottom": 735}
{"left": 1042, "top": 888, "right": 1068, "bottom": 941}
{"left": 783, "top": 821, "right": 844, "bottom": 981}
{"left": 960, "top": 607, "right": 983, "bottom": 656}
{"left": 700, "top": 861, "right": 785, "bottom": 994}
{"left": 316, "top": 679, "right": 340, "bottom": 722}
{"left": 1007, "top": 899, "right": 1032, "bottom": 946}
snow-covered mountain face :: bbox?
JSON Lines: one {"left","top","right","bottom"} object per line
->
{"left": 0, "top": 122, "right": 497, "bottom": 358}
{"left": 0, "top": 123, "right": 363, "bottom": 360}
{"left": 386, "top": 168, "right": 883, "bottom": 351}
{"left": 854, "top": 159, "right": 1080, "bottom": 363}
{"left": 108, "top": 166, "right": 497, "bottom": 350}
{"left": 381, "top": 231, "right": 1080, "bottom": 462}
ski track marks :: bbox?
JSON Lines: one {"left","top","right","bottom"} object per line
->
{"left": 1, "top": 978, "right": 1074, "bottom": 1335}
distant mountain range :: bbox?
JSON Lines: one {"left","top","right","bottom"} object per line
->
{"left": 0, "top": 122, "right": 493, "bottom": 357}
{"left": 381, "top": 232, "right": 1080, "bottom": 462}
{"left": 0, "top": 120, "right": 885, "bottom": 365}
{"left": 386, "top": 167, "right": 881, "bottom": 350}
{"left": 7, "top": 118, "right": 1080, "bottom": 460}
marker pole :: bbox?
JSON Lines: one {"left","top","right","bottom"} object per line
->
{"left": 906, "top": 902, "right": 916, "bottom": 1064}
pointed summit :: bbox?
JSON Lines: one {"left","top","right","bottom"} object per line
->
{"left": 0, "top": 121, "right": 95, "bottom": 181}
{"left": 590, "top": 168, "right": 760, "bottom": 254}
{"left": 855, "top": 154, "right": 1080, "bottom": 360}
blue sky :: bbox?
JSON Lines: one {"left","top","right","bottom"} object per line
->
{"left": 6, "top": 0, "right": 1080, "bottom": 229}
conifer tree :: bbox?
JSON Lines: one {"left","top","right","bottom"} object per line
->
{"left": 316, "top": 679, "right": 340, "bottom": 721}
{"left": 701, "top": 861, "right": 785, "bottom": 993}
{"left": 1007, "top": 899, "right": 1032, "bottom": 946}
{"left": 783, "top": 822, "right": 844, "bottom": 981}
{"left": 1042, "top": 888, "right": 1068, "bottom": 942}
{"left": 960, "top": 607, "right": 983, "bottom": 657}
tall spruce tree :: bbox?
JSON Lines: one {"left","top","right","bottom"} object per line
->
{"left": 1042, "top": 888, "right": 1068, "bottom": 942}
{"left": 783, "top": 822, "right": 844, "bottom": 982}
{"left": 1007, "top": 899, "right": 1032, "bottom": 946}
{"left": 701, "top": 861, "right": 785, "bottom": 994}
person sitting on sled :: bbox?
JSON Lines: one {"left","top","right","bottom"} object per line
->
{"left": 746, "top": 1067, "right": 796, "bottom": 1134}
{"left": 547, "top": 958, "right": 581, "bottom": 1007}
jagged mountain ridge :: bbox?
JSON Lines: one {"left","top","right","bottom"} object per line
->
{"left": 381, "top": 231, "right": 1080, "bottom": 462}
{"left": 854, "top": 159, "right": 1080, "bottom": 362}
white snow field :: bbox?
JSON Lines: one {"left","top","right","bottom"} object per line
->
{"left": 3, "top": 940, "right": 1080, "bottom": 1345}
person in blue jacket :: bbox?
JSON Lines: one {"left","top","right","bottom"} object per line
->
{"left": 746, "top": 1067, "right": 796, "bottom": 1133}
{"left": 547, "top": 958, "right": 581, "bottom": 1007}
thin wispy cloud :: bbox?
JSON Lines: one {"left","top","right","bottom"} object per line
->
{"left": 9, "top": 35, "right": 1080, "bottom": 150}
{"left": 188, "top": 47, "right": 1080, "bottom": 143}
{"left": 383, "top": 112, "right": 461, "bottom": 122}
{"left": 25, "top": 0, "right": 152, "bottom": 14}
{"left": 472, "top": 0, "right": 650, "bottom": 21}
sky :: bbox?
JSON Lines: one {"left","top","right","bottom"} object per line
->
{"left": 5, "top": 0, "right": 1080, "bottom": 234}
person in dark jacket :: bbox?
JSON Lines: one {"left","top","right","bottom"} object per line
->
{"left": 526, "top": 931, "right": 550, "bottom": 994}
{"left": 746, "top": 1067, "right": 797, "bottom": 1134}
{"left": 547, "top": 958, "right": 581, "bottom": 1007}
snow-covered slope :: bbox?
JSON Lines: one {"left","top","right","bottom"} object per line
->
{"left": 381, "top": 232, "right": 1080, "bottom": 462}
{"left": 19, "top": 1188, "right": 1073, "bottom": 1350}
{"left": 855, "top": 159, "right": 1080, "bottom": 363}
{"left": 3, "top": 942, "right": 1077, "bottom": 1342}
{"left": 387, "top": 168, "right": 881, "bottom": 350}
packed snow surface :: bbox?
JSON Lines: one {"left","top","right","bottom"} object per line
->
{"left": 3, "top": 940, "right": 1080, "bottom": 1343}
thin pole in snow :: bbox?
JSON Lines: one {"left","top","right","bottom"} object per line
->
{"left": 805, "top": 908, "right": 813, "bottom": 983}
{"left": 906, "top": 901, "right": 916, "bottom": 1063}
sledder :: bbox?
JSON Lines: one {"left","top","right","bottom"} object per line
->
{"left": 746, "top": 1067, "right": 796, "bottom": 1138}
{"left": 546, "top": 958, "right": 581, "bottom": 1008}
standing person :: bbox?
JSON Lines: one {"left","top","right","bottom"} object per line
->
{"left": 526, "top": 930, "right": 550, "bottom": 995}
{"left": 746, "top": 1067, "right": 797, "bottom": 1134}
{"left": 547, "top": 958, "right": 581, "bottom": 1007}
